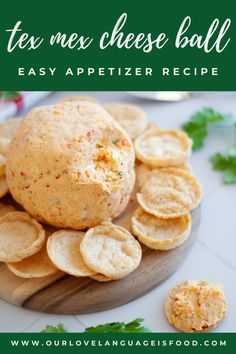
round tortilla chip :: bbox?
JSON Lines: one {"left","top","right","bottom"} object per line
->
{"left": 0, "top": 175, "right": 9, "bottom": 198}
{"left": 90, "top": 273, "right": 112, "bottom": 282}
{"left": 0, "top": 211, "right": 45, "bottom": 262}
{"left": 145, "top": 122, "right": 159, "bottom": 132}
{"left": 80, "top": 222, "right": 142, "bottom": 280}
{"left": 104, "top": 102, "right": 148, "bottom": 140}
{"left": 61, "top": 96, "right": 97, "bottom": 103}
{"left": 0, "top": 154, "right": 7, "bottom": 177}
{"left": 164, "top": 280, "right": 227, "bottom": 332}
{"left": 47, "top": 230, "right": 96, "bottom": 277}
{"left": 134, "top": 129, "right": 192, "bottom": 167}
{"left": 0, "top": 118, "right": 21, "bottom": 139}
{"left": 0, "top": 202, "right": 16, "bottom": 217}
{"left": 0, "top": 118, "right": 21, "bottom": 156}
{"left": 136, "top": 162, "right": 192, "bottom": 189}
{"left": 0, "top": 138, "right": 10, "bottom": 156}
{"left": 7, "top": 243, "right": 58, "bottom": 278}
{"left": 137, "top": 168, "right": 202, "bottom": 218}
{"left": 132, "top": 208, "right": 191, "bottom": 250}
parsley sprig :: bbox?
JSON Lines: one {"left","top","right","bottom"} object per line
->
{"left": 182, "top": 107, "right": 232, "bottom": 151}
{"left": 41, "top": 323, "right": 68, "bottom": 333}
{"left": 0, "top": 91, "right": 20, "bottom": 100}
{"left": 41, "top": 318, "right": 151, "bottom": 333}
{"left": 210, "top": 148, "right": 236, "bottom": 184}
{"left": 85, "top": 318, "right": 151, "bottom": 333}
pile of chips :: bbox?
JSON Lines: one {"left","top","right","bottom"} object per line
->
{"left": 0, "top": 99, "right": 202, "bottom": 281}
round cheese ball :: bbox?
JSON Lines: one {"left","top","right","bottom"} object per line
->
{"left": 6, "top": 102, "right": 135, "bottom": 230}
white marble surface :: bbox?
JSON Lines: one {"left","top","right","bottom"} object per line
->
{"left": 0, "top": 91, "right": 235, "bottom": 333}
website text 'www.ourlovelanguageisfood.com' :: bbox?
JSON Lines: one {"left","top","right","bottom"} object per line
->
{"left": 10, "top": 338, "right": 227, "bottom": 348}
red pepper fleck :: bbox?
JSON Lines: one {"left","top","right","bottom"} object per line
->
{"left": 86, "top": 131, "right": 92, "bottom": 140}
{"left": 121, "top": 139, "right": 129, "bottom": 147}
{"left": 20, "top": 171, "right": 26, "bottom": 177}
{"left": 46, "top": 184, "right": 50, "bottom": 188}
{"left": 55, "top": 175, "right": 61, "bottom": 179}
{"left": 25, "top": 185, "right": 30, "bottom": 189}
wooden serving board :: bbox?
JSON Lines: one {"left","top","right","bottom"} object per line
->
{"left": 0, "top": 192, "right": 201, "bottom": 315}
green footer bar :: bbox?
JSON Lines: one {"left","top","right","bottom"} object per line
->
{"left": 0, "top": 333, "right": 235, "bottom": 354}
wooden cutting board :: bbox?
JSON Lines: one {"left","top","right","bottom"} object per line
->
{"left": 0, "top": 193, "right": 201, "bottom": 315}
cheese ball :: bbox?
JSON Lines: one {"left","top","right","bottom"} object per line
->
{"left": 6, "top": 102, "right": 135, "bottom": 230}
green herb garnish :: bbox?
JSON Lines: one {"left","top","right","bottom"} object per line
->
{"left": 0, "top": 91, "right": 21, "bottom": 100}
{"left": 41, "top": 323, "right": 68, "bottom": 333}
{"left": 85, "top": 318, "right": 151, "bottom": 333}
{"left": 112, "top": 137, "right": 119, "bottom": 145}
{"left": 41, "top": 318, "right": 151, "bottom": 333}
{"left": 182, "top": 107, "right": 232, "bottom": 151}
{"left": 210, "top": 148, "right": 236, "bottom": 184}
{"left": 117, "top": 171, "right": 124, "bottom": 178}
